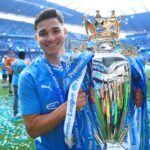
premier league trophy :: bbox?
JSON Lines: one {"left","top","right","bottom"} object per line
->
{"left": 84, "top": 10, "right": 131, "bottom": 149}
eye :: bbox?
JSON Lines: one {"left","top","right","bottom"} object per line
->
{"left": 53, "top": 29, "right": 61, "bottom": 34}
{"left": 38, "top": 31, "right": 48, "bottom": 37}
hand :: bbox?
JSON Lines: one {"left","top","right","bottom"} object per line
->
{"left": 89, "top": 86, "right": 95, "bottom": 103}
{"left": 76, "top": 89, "right": 86, "bottom": 110}
{"left": 134, "top": 88, "right": 144, "bottom": 107}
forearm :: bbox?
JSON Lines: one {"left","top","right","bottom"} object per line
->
{"left": 24, "top": 102, "right": 67, "bottom": 138}
{"left": 24, "top": 89, "right": 87, "bottom": 139}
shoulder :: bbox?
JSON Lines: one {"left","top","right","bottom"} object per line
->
{"left": 12, "top": 59, "right": 24, "bottom": 66}
{"left": 62, "top": 51, "right": 93, "bottom": 64}
{"left": 20, "top": 56, "right": 45, "bottom": 78}
{"left": 19, "top": 59, "right": 27, "bottom": 66}
{"left": 12, "top": 59, "right": 18, "bottom": 64}
{"left": 6, "top": 57, "right": 14, "bottom": 64}
{"left": 10, "top": 57, "right": 15, "bottom": 62}
{"left": 11, "top": 60, "right": 16, "bottom": 67}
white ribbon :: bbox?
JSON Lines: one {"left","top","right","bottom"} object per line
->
{"left": 64, "top": 67, "right": 87, "bottom": 148}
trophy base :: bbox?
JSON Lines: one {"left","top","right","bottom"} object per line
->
{"left": 103, "top": 142, "right": 125, "bottom": 150}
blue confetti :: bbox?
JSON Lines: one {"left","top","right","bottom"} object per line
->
{"left": 0, "top": 95, "right": 35, "bottom": 149}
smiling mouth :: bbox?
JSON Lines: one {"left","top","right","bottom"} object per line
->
{"left": 46, "top": 43, "right": 57, "bottom": 47}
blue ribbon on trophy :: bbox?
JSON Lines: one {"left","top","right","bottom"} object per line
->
{"left": 62, "top": 51, "right": 101, "bottom": 149}
{"left": 125, "top": 56, "right": 149, "bottom": 150}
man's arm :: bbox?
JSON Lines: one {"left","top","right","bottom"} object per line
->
{"left": 23, "top": 102, "right": 67, "bottom": 138}
{"left": 23, "top": 89, "right": 86, "bottom": 139}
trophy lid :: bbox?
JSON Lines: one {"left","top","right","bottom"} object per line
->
{"left": 83, "top": 10, "right": 123, "bottom": 52}
{"left": 83, "top": 10, "right": 123, "bottom": 40}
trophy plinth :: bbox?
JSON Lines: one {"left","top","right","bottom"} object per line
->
{"left": 104, "top": 142, "right": 125, "bottom": 150}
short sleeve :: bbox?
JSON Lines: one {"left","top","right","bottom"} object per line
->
{"left": 18, "top": 70, "right": 41, "bottom": 115}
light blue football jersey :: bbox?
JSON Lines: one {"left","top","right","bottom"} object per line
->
{"left": 18, "top": 55, "right": 76, "bottom": 150}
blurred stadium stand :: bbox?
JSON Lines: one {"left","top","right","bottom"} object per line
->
{"left": 0, "top": 0, "right": 150, "bottom": 63}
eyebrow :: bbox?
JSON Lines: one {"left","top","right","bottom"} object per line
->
{"left": 37, "top": 27, "right": 61, "bottom": 35}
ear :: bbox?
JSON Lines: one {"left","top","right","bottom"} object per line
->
{"left": 63, "top": 27, "right": 67, "bottom": 38}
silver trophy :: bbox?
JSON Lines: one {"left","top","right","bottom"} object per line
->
{"left": 84, "top": 10, "right": 131, "bottom": 149}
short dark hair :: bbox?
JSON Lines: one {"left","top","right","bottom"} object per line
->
{"left": 34, "top": 8, "right": 64, "bottom": 31}
{"left": 18, "top": 51, "right": 25, "bottom": 59}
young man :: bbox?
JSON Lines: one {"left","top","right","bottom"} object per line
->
{"left": 18, "top": 8, "right": 93, "bottom": 150}
{"left": 11, "top": 51, "right": 26, "bottom": 117}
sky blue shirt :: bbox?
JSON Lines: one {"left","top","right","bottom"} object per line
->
{"left": 11, "top": 58, "right": 26, "bottom": 86}
{"left": 18, "top": 55, "right": 76, "bottom": 150}
{"left": 1, "top": 61, "right": 7, "bottom": 75}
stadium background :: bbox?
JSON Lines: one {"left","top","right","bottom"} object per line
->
{"left": 0, "top": 0, "right": 150, "bottom": 149}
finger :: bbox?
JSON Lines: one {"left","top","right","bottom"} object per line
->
{"left": 78, "top": 90, "right": 86, "bottom": 98}
{"left": 89, "top": 86, "right": 95, "bottom": 95}
{"left": 134, "top": 89, "right": 144, "bottom": 99}
{"left": 78, "top": 89, "right": 83, "bottom": 93}
{"left": 134, "top": 88, "right": 144, "bottom": 107}
{"left": 76, "top": 99, "right": 86, "bottom": 110}
{"left": 89, "top": 86, "right": 95, "bottom": 103}
{"left": 134, "top": 98, "right": 143, "bottom": 107}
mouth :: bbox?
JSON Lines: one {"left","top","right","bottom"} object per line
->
{"left": 46, "top": 42, "right": 58, "bottom": 48}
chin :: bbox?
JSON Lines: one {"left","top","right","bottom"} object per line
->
{"left": 47, "top": 49, "right": 59, "bottom": 54}
{"left": 50, "top": 51, "right": 59, "bottom": 55}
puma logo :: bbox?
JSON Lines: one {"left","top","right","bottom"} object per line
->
{"left": 41, "top": 82, "right": 52, "bottom": 91}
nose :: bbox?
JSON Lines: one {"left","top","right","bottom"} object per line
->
{"left": 47, "top": 33, "right": 55, "bottom": 41}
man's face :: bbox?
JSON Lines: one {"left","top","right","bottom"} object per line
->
{"left": 35, "top": 18, "right": 67, "bottom": 58}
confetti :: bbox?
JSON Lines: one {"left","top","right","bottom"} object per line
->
{"left": 0, "top": 95, "right": 35, "bottom": 149}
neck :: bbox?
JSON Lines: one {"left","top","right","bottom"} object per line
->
{"left": 45, "top": 49, "right": 65, "bottom": 66}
